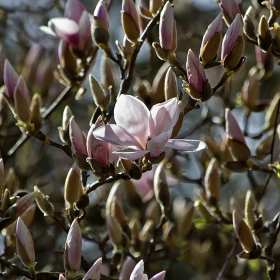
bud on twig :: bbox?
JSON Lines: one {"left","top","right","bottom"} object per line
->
{"left": 220, "top": 0, "right": 240, "bottom": 26}
{"left": 258, "top": 16, "right": 272, "bottom": 52}
{"left": 30, "top": 94, "right": 42, "bottom": 130}
{"left": 244, "top": 6, "right": 257, "bottom": 41}
{"left": 177, "top": 202, "right": 194, "bottom": 238}
{"left": 34, "top": 186, "right": 54, "bottom": 217}
{"left": 16, "top": 217, "right": 36, "bottom": 269}
{"left": 89, "top": 75, "right": 109, "bottom": 110}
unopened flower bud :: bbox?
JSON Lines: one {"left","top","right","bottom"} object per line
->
{"left": 164, "top": 67, "right": 178, "bottom": 100}
{"left": 89, "top": 75, "right": 109, "bottom": 110}
{"left": 83, "top": 257, "right": 102, "bottom": 280}
{"left": 256, "top": 130, "right": 274, "bottom": 160}
{"left": 64, "top": 163, "right": 82, "bottom": 205}
{"left": 258, "top": 16, "right": 272, "bottom": 52}
{"left": 121, "top": 0, "right": 140, "bottom": 43}
{"left": 159, "top": 2, "right": 177, "bottom": 53}
{"left": 194, "top": 200, "right": 216, "bottom": 222}
{"left": 15, "top": 217, "right": 36, "bottom": 269}
{"left": 205, "top": 158, "right": 220, "bottom": 206}
{"left": 244, "top": 6, "right": 257, "bottom": 40}
{"left": 106, "top": 214, "right": 123, "bottom": 247}
{"left": 245, "top": 191, "right": 256, "bottom": 230}
{"left": 91, "top": 1, "right": 110, "bottom": 50}
{"left": 177, "top": 202, "right": 194, "bottom": 237}
{"left": 64, "top": 219, "right": 82, "bottom": 274}
{"left": 14, "top": 86, "right": 31, "bottom": 124}
{"left": 58, "top": 106, "right": 73, "bottom": 144}
{"left": 200, "top": 14, "right": 223, "bottom": 65}
{"left": 30, "top": 94, "right": 42, "bottom": 130}
{"left": 220, "top": 0, "right": 240, "bottom": 26}
{"left": 145, "top": 199, "right": 161, "bottom": 226}
{"left": 186, "top": 49, "right": 212, "bottom": 101}
{"left": 233, "top": 210, "right": 256, "bottom": 253}
{"left": 139, "top": 219, "right": 154, "bottom": 242}
{"left": 34, "top": 186, "right": 54, "bottom": 217}
{"left": 263, "top": 93, "right": 280, "bottom": 131}
{"left": 153, "top": 164, "right": 170, "bottom": 213}
{"left": 100, "top": 55, "right": 116, "bottom": 95}
{"left": 221, "top": 14, "right": 245, "bottom": 71}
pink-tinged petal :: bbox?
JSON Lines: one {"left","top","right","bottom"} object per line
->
{"left": 94, "top": 1, "right": 109, "bottom": 29}
{"left": 16, "top": 217, "right": 35, "bottom": 264}
{"left": 159, "top": 2, "right": 174, "bottom": 51}
{"left": 113, "top": 148, "right": 148, "bottom": 160}
{"left": 225, "top": 109, "right": 246, "bottom": 144}
{"left": 4, "top": 59, "right": 19, "bottom": 101}
{"left": 59, "top": 274, "right": 66, "bottom": 280}
{"left": 87, "top": 116, "right": 111, "bottom": 167}
{"left": 78, "top": 11, "right": 91, "bottom": 51}
{"left": 220, "top": 0, "right": 240, "bottom": 24}
{"left": 149, "top": 98, "right": 179, "bottom": 137}
{"left": 147, "top": 131, "right": 171, "bottom": 158}
{"left": 201, "top": 14, "right": 223, "bottom": 51}
{"left": 64, "top": 0, "right": 85, "bottom": 23}
{"left": 70, "top": 117, "right": 87, "bottom": 154}
{"left": 65, "top": 219, "right": 82, "bottom": 272}
{"left": 114, "top": 95, "right": 149, "bottom": 148}
{"left": 130, "top": 260, "right": 144, "bottom": 280}
{"left": 120, "top": 257, "right": 136, "bottom": 280}
{"left": 49, "top": 18, "right": 80, "bottom": 49}
{"left": 122, "top": 0, "right": 140, "bottom": 31}
{"left": 94, "top": 124, "right": 143, "bottom": 149}
{"left": 165, "top": 139, "right": 207, "bottom": 152}
{"left": 186, "top": 49, "right": 206, "bottom": 93}
{"left": 150, "top": 271, "right": 166, "bottom": 280}
{"left": 221, "top": 14, "right": 243, "bottom": 59}
{"left": 39, "top": 25, "right": 57, "bottom": 37}
{"left": 16, "top": 76, "right": 30, "bottom": 106}
{"left": 83, "top": 258, "right": 102, "bottom": 280}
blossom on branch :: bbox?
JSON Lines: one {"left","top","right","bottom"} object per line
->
{"left": 93, "top": 95, "right": 206, "bottom": 161}
{"left": 40, "top": 0, "right": 91, "bottom": 52}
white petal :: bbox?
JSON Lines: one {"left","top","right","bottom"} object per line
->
{"left": 113, "top": 149, "right": 148, "bottom": 160}
{"left": 165, "top": 139, "right": 207, "bottom": 152}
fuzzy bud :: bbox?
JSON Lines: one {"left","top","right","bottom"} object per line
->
{"left": 258, "top": 16, "right": 272, "bottom": 52}
{"left": 243, "top": 6, "right": 257, "bottom": 41}
{"left": 34, "top": 186, "right": 54, "bottom": 217}
{"left": 164, "top": 67, "right": 178, "bottom": 100}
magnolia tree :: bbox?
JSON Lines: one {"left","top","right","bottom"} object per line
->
{"left": 0, "top": 0, "right": 280, "bottom": 279}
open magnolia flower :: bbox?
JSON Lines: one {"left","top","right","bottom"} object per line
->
{"left": 93, "top": 95, "right": 206, "bottom": 161}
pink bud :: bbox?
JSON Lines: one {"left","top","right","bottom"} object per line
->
{"left": 64, "top": 219, "right": 82, "bottom": 273}
{"left": 70, "top": 117, "right": 87, "bottom": 155}
{"left": 225, "top": 109, "right": 246, "bottom": 144}
{"left": 221, "top": 14, "right": 244, "bottom": 65}
{"left": 83, "top": 258, "right": 102, "bottom": 280}
{"left": 186, "top": 49, "right": 206, "bottom": 94}
{"left": 150, "top": 271, "right": 166, "bottom": 280}
{"left": 14, "top": 191, "right": 38, "bottom": 218}
{"left": 16, "top": 217, "right": 36, "bottom": 268}
{"left": 86, "top": 115, "right": 111, "bottom": 167}
{"left": 201, "top": 14, "right": 222, "bottom": 50}
{"left": 64, "top": 0, "right": 85, "bottom": 23}
{"left": 220, "top": 0, "right": 240, "bottom": 25}
{"left": 94, "top": 1, "right": 109, "bottom": 29}
{"left": 4, "top": 60, "right": 19, "bottom": 101}
{"left": 159, "top": 2, "right": 177, "bottom": 52}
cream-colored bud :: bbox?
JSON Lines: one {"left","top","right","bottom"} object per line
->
{"left": 89, "top": 74, "right": 108, "bottom": 110}
{"left": 30, "top": 94, "right": 42, "bottom": 130}
{"left": 64, "top": 165, "right": 81, "bottom": 205}
{"left": 107, "top": 215, "right": 123, "bottom": 247}
{"left": 204, "top": 158, "right": 220, "bottom": 206}
{"left": 258, "top": 16, "right": 272, "bottom": 52}
{"left": 14, "top": 87, "right": 31, "bottom": 124}
{"left": 139, "top": 219, "right": 154, "bottom": 242}
{"left": 245, "top": 191, "right": 256, "bottom": 230}
{"left": 34, "top": 186, "right": 54, "bottom": 217}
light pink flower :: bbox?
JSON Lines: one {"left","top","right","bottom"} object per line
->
{"left": 40, "top": 0, "right": 91, "bottom": 51}
{"left": 225, "top": 109, "right": 246, "bottom": 144}
{"left": 200, "top": 14, "right": 223, "bottom": 53}
{"left": 221, "top": 14, "right": 243, "bottom": 61}
{"left": 87, "top": 115, "right": 111, "bottom": 167}
{"left": 94, "top": 1, "right": 109, "bottom": 29}
{"left": 120, "top": 257, "right": 136, "bottom": 280}
{"left": 159, "top": 2, "right": 176, "bottom": 52}
{"left": 186, "top": 49, "right": 206, "bottom": 94}
{"left": 64, "top": 219, "right": 82, "bottom": 273}
{"left": 83, "top": 258, "right": 102, "bottom": 280}
{"left": 93, "top": 95, "right": 206, "bottom": 161}
{"left": 220, "top": 0, "right": 240, "bottom": 25}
